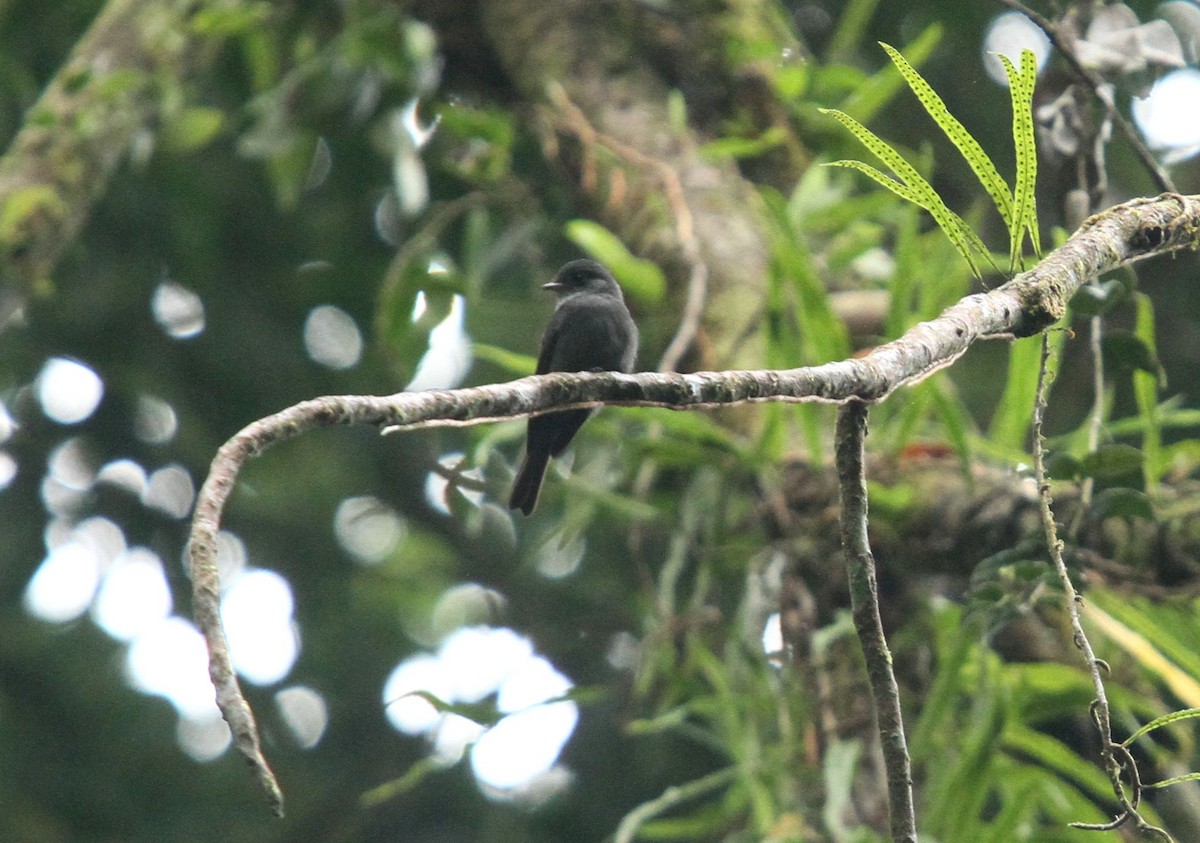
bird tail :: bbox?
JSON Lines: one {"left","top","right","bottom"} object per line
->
{"left": 509, "top": 450, "right": 550, "bottom": 515}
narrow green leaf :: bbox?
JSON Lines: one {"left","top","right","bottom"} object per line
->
{"left": 1102, "top": 332, "right": 1160, "bottom": 376}
{"left": 1133, "top": 292, "right": 1163, "bottom": 489}
{"left": 1090, "top": 487, "right": 1154, "bottom": 521}
{"left": 1080, "top": 443, "right": 1144, "bottom": 479}
{"left": 880, "top": 42, "right": 1012, "bottom": 226}
{"left": 1088, "top": 591, "right": 1200, "bottom": 700}
{"left": 1145, "top": 771, "right": 1200, "bottom": 790}
{"left": 824, "top": 159, "right": 924, "bottom": 205}
{"left": 1123, "top": 707, "right": 1200, "bottom": 748}
{"left": 842, "top": 23, "right": 943, "bottom": 123}
{"left": 1003, "top": 726, "right": 1115, "bottom": 804}
{"left": 828, "top": 0, "right": 881, "bottom": 61}
{"left": 1046, "top": 452, "right": 1082, "bottom": 481}
{"left": 930, "top": 376, "right": 974, "bottom": 475}
{"left": 472, "top": 342, "right": 537, "bottom": 376}
{"left": 1069, "top": 278, "right": 1129, "bottom": 317}
{"left": 360, "top": 756, "right": 447, "bottom": 805}
{"left": 987, "top": 337, "right": 1042, "bottom": 451}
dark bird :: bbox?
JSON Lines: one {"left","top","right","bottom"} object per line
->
{"left": 509, "top": 259, "right": 639, "bottom": 515}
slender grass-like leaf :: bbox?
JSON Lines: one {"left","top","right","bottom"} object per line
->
{"left": 823, "top": 159, "right": 925, "bottom": 204}
{"left": 987, "top": 337, "right": 1043, "bottom": 451}
{"left": 989, "top": 325, "right": 1067, "bottom": 451}
{"left": 1084, "top": 595, "right": 1200, "bottom": 707}
{"left": 1122, "top": 707, "right": 1200, "bottom": 749}
{"left": 828, "top": 0, "right": 881, "bottom": 61}
{"left": 1145, "top": 771, "right": 1200, "bottom": 790}
{"left": 1133, "top": 292, "right": 1163, "bottom": 489}
{"left": 843, "top": 23, "right": 943, "bottom": 124}
{"left": 880, "top": 42, "right": 1012, "bottom": 227}
{"left": 1002, "top": 726, "right": 1119, "bottom": 805}
{"left": 930, "top": 377, "right": 974, "bottom": 475}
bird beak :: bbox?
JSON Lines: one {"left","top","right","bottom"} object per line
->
{"left": 542, "top": 280, "right": 564, "bottom": 291}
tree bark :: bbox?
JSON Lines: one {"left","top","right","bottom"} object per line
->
{"left": 0, "top": 0, "right": 222, "bottom": 290}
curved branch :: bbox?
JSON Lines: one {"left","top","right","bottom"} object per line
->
{"left": 188, "top": 192, "right": 1199, "bottom": 810}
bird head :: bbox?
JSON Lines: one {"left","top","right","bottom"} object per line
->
{"left": 543, "top": 259, "right": 622, "bottom": 298}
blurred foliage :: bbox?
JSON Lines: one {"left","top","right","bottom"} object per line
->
{"left": 1, "top": 0, "right": 1200, "bottom": 842}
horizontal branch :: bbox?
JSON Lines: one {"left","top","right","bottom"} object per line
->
{"left": 187, "top": 191, "right": 1199, "bottom": 813}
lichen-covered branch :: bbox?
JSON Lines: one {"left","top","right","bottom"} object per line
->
{"left": 188, "top": 192, "right": 1200, "bottom": 811}
{"left": 0, "top": 0, "right": 224, "bottom": 289}
{"left": 1031, "top": 335, "right": 1174, "bottom": 841}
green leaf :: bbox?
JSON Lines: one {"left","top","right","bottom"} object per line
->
{"left": 1145, "top": 771, "right": 1200, "bottom": 790}
{"left": 929, "top": 376, "right": 974, "bottom": 475}
{"left": 1090, "top": 487, "right": 1154, "bottom": 521}
{"left": 1002, "top": 726, "right": 1114, "bottom": 804}
{"left": 162, "top": 106, "right": 225, "bottom": 152}
{"left": 1133, "top": 292, "right": 1164, "bottom": 489}
{"left": 824, "top": 159, "right": 925, "bottom": 205}
{"left": 360, "top": 756, "right": 448, "bottom": 805}
{"left": 471, "top": 342, "right": 536, "bottom": 376}
{"left": 1069, "top": 278, "right": 1128, "bottom": 317}
{"left": 1080, "top": 443, "right": 1144, "bottom": 479}
{"left": 1102, "top": 332, "right": 1160, "bottom": 376}
{"left": 987, "top": 337, "right": 1042, "bottom": 451}
{"left": 828, "top": 0, "right": 882, "bottom": 61}
{"left": 564, "top": 220, "right": 667, "bottom": 305}
{"left": 879, "top": 42, "right": 1012, "bottom": 228}
{"left": 1018, "top": 50, "right": 1042, "bottom": 261}
{"left": 1045, "top": 451, "right": 1081, "bottom": 481}
{"left": 1088, "top": 591, "right": 1200, "bottom": 703}
{"left": 699, "top": 128, "right": 785, "bottom": 161}
{"left": 842, "top": 23, "right": 943, "bottom": 124}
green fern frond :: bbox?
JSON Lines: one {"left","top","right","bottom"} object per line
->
{"left": 1018, "top": 49, "right": 1042, "bottom": 260}
{"left": 1001, "top": 51, "right": 1041, "bottom": 273}
{"left": 821, "top": 108, "right": 988, "bottom": 276}
{"left": 880, "top": 42, "right": 1013, "bottom": 228}
{"left": 822, "top": 45, "right": 1043, "bottom": 280}
{"left": 824, "top": 159, "right": 925, "bottom": 205}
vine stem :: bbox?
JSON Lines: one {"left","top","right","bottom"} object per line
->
{"left": 1030, "top": 333, "right": 1172, "bottom": 841}
{"left": 835, "top": 399, "right": 917, "bottom": 843}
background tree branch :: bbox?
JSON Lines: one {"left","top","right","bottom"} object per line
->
{"left": 0, "top": 0, "right": 224, "bottom": 290}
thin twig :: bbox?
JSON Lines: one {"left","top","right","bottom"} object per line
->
{"left": 547, "top": 83, "right": 710, "bottom": 373}
{"left": 1030, "top": 333, "right": 1174, "bottom": 841}
{"left": 993, "top": 0, "right": 1176, "bottom": 194}
{"left": 835, "top": 399, "right": 916, "bottom": 843}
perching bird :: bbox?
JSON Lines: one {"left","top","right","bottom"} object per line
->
{"left": 509, "top": 259, "right": 639, "bottom": 515}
